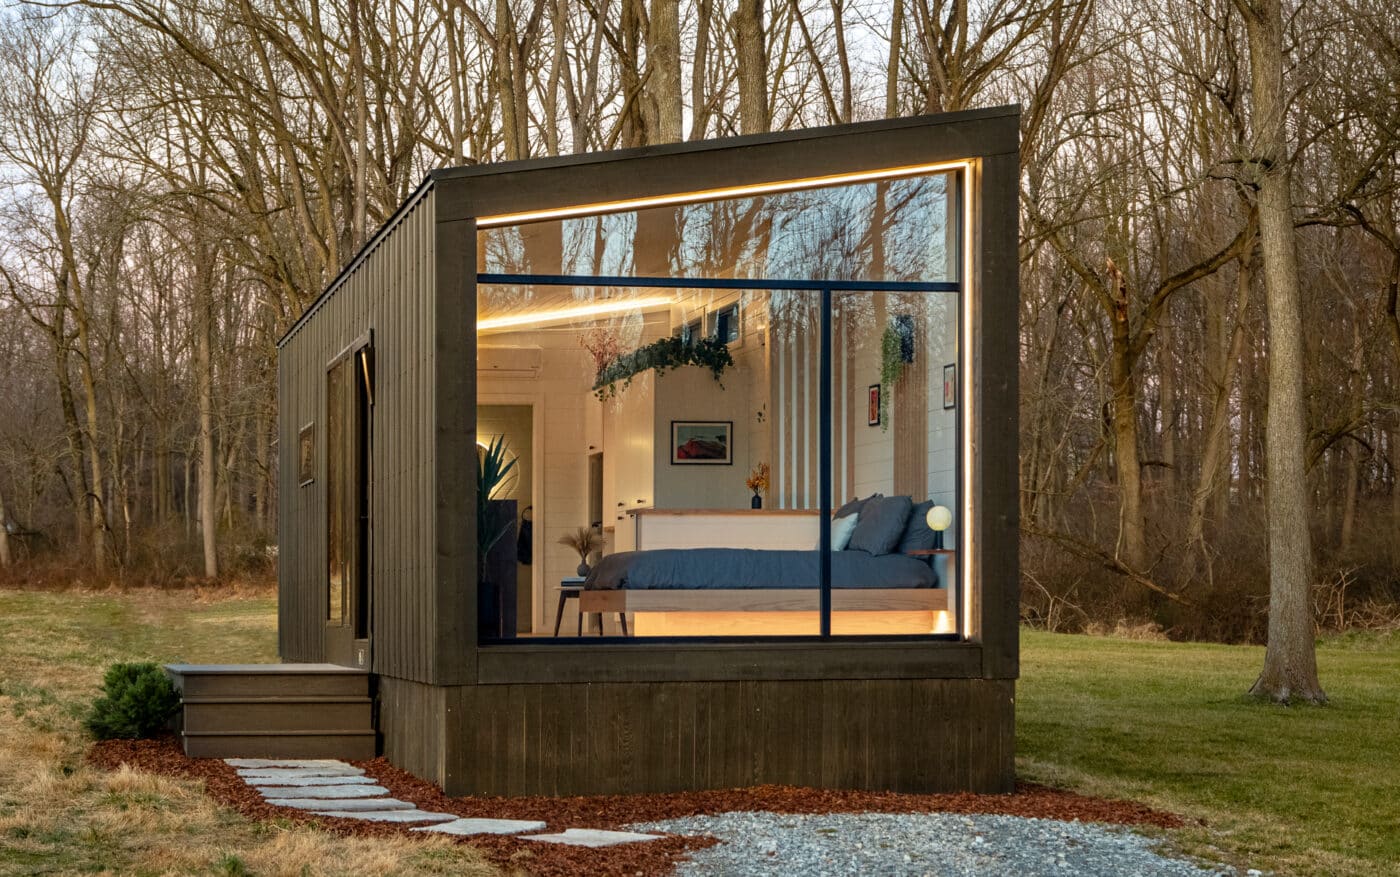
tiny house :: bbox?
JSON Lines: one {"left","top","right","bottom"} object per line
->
{"left": 276, "top": 107, "right": 1020, "bottom": 796}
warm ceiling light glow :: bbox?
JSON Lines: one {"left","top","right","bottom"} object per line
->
{"left": 477, "top": 296, "right": 674, "bottom": 330}
{"left": 475, "top": 161, "right": 973, "bottom": 228}
{"left": 961, "top": 161, "right": 976, "bottom": 639}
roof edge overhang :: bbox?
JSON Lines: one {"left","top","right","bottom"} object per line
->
{"left": 277, "top": 174, "right": 437, "bottom": 348}
{"left": 427, "top": 105, "right": 1019, "bottom": 185}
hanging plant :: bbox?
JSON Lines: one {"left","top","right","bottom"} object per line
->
{"left": 592, "top": 336, "right": 734, "bottom": 401}
{"left": 878, "top": 325, "right": 906, "bottom": 432}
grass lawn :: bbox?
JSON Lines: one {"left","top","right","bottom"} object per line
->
{"left": 3, "top": 589, "right": 1395, "bottom": 877}
{"left": 1018, "top": 628, "right": 1400, "bottom": 877}
{"left": 0, "top": 588, "right": 495, "bottom": 877}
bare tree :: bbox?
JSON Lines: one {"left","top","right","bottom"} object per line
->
{"left": 1233, "top": 0, "right": 1325, "bottom": 703}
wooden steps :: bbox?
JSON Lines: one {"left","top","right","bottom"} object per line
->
{"left": 165, "top": 664, "right": 375, "bottom": 760}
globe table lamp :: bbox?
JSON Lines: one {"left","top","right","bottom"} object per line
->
{"left": 926, "top": 504, "right": 953, "bottom": 549}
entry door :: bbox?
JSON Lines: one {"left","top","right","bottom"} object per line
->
{"left": 326, "top": 340, "right": 373, "bottom": 668}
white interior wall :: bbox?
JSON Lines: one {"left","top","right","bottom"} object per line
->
{"left": 925, "top": 296, "right": 958, "bottom": 543}
{"left": 851, "top": 296, "right": 895, "bottom": 499}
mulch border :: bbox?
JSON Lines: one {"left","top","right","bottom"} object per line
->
{"left": 88, "top": 736, "right": 1186, "bottom": 877}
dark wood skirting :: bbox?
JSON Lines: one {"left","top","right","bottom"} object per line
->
{"left": 435, "top": 677, "right": 1013, "bottom": 797}
{"left": 377, "top": 675, "right": 448, "bottom": 785}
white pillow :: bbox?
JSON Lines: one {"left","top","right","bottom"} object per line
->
{"left": 816, "top": 512, "right": 860, "bottom": 552}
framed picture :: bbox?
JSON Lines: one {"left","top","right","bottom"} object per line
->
{"left": 867, "top": 384, "right": 881, "bottom": 426}
{"left": 943, "top": 363, "right": 957, "bottom": 409}
{"left": 671, "top": 421, "right": 733, "bottom": 465}
{"left": 298, "top": 422, "right": 316, "bottom": 485}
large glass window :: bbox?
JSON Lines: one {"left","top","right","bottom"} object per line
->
{"left": 479, "top": 173, "right": 955, "bottom": 284}
{"left": 474, "top": 170, "right": 963, "bottom": 641}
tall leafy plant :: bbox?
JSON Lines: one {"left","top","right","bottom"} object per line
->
{"left": 476, "top": 435, "right": 517, "bottom": 580}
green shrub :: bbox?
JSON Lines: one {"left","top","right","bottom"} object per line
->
{"left": 84, "top": 662, "right": 180, "bottom": 740}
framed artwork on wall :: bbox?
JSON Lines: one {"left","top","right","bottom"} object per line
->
{"left": 943, "top": 363, "right": 957, "bottom": 409}
{"left": 671, "top": 421, "right": 733, "bottom": 464}
{"left": 298, "top": 422, "right": 316, "bottom": 486}
{"left": 867, "top": 384, "right": 881, "bottom": 426}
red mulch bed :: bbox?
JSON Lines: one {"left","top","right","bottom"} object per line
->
{"left": 88, "top": 735, "right": 1186, "bottom": 877}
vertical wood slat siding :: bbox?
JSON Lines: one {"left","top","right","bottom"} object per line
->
{"left": 443, "top": 678, "right": 1013, "bottom": 797}
{"left": 276, "top": 187, "right": 441, "bottom": 681}
{"left": 975, "top": 152, "right": 1021, "bottom": 680}
{"left": 377, "top": 676, "right": 446, "bottom": 784}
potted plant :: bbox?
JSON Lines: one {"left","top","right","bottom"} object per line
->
{"left": 477, "top": 435, "right": 516, "bottom": 636}
{"left": 559, "top": 526, "right": 602, "bottom": 577}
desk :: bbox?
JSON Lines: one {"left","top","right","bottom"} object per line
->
{"left": 553, "top": 577, "right": 628, "bottom": 636}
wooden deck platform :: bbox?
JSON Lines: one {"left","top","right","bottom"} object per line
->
{"left": 165, "top": 664, "right": 375, "bottom": 759}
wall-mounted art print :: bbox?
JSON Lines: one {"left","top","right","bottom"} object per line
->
{"left": 943, "top": 363, "right": 957, "bottom": 409}
{"left": 298, "top": 423, "right": 316, "bottom": 485}
{"left": 671, "top": 421, "right": 733, "bottom": 464}
{"left": 867, "top": 384, "right": 881, "bottom": 426}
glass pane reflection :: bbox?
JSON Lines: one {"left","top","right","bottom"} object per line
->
{"left": 480, "top": 174, "right": 953, "bottom": 284}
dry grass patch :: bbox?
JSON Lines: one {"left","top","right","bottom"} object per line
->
{"left": 0, "top": 589, "right": 498, "bottom": 877}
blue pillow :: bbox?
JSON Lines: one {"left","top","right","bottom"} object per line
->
{"left": 847, "top": 495, "right": 913, "bottom": 555}
{"left": 897, "top": 500, "right": 937, "bottom": 554}
{"left": 835, "top": 493, "right": 879, "bottom": 520}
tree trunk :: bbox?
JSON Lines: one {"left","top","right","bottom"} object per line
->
{"left": 1188, "top": 252, "right": 1254, "bottom": 552}
{"left": 648, "top": 0, "right": 683, "bottom": 142}
{"left": 1339, "top": 317, "right": 1363, "bottom": 553}
{"left": 1106, "top": 260, "right": 1147, "bottom": 570}
{"left": 1235, "top": 0, "right": 1325, "bottom": 704}
{"left": 1159, "top": 319, "right": 1177, "bottom": 499}
{"left": 196, "top": 261, "right": 220, "bottom": 580}
{"left": 732, "top": 0, "right": 769, "bottom": 135}
{"left": 0, "top": 483, "right": 12, "bottom": 567}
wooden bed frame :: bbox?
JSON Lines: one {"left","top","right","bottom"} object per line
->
{"left": 579, "top": 587, "right": 950, "bottom": 636}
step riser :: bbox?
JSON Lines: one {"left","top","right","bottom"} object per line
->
{"left": 175, "top": 675, "right": 368, "bottom": 699}
{"left": 183, "top": 702, "right": 372, "bottom": 734}
{"left": 182, "top": 734, "right": 377, "bottom": 761}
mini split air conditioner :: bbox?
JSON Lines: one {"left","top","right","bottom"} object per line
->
{"left": 477, "top": 346, "right": 543, "bottom": 379}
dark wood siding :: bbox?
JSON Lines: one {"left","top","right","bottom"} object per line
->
{"left": 441, "top": 678, "right": 1013, "bottom": 796}
{"left": 377, "top": 675, "right": 447, "bottom": 783}
{"left": 278, "top": 186, "right": 443, "bottom": 683}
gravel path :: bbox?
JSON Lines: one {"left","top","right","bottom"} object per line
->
{"left": 631, "top": 812, "right": 1241, "bottom": 877}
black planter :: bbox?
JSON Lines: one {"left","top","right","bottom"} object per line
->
{"left": 751, "top": 493, "right": 762, "bottom": 509}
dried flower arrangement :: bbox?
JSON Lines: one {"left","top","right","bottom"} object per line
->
{"left": 558, "top": 526, "right": 602, "bottom": 562}
{"left": 746, "top": 462, "right": 770, "bottom": 496}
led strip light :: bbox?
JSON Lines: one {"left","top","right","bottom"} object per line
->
{"left": 475, "top": 160, "right": 975, "bottom": 228}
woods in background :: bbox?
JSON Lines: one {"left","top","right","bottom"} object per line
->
{"left": 1, "top": 1, "right": 1397, "bottom": 660}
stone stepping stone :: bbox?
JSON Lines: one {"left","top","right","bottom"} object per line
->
{"left": 413, "top": 817, "right": 548, "bottom": 836}
{"left": 523, "top": 828, "right": 663, "bottom": 847}
{"left": 254, "top": 784, "right": 388, "bottom": 799}
{"left": 266, "top": 797, "right": 414, "bottom": 812}
{"left": 249, "top": 775, "right": 376, "bottom": 788}
{"left": 238, "top": 766, "right": 365, "bottom": 780}
{"left": 311, "top": 809, "right": 458, "bottom": 824}
{"left": 225, "top": 758, "right": 348, "bottom": 769}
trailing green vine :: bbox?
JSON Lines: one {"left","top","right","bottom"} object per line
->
{"left": 879, "top": 325, "right": 906, "bottom": 432}
{"left": 592, "top": 335, "right": 735, "bottom": 401}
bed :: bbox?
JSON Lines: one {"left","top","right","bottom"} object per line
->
{"left": 579, "top": 546, "right": 948, "bottom": 636}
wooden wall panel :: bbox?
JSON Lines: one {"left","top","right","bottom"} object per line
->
{"left": 377, "top": 675, "right": 446, "bottom": 784}
{"left": 441, "top": 678, "right": 1013, "bottom": 797}
{"left": 276, "top": 186, "right": 443, "bottom": 682}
